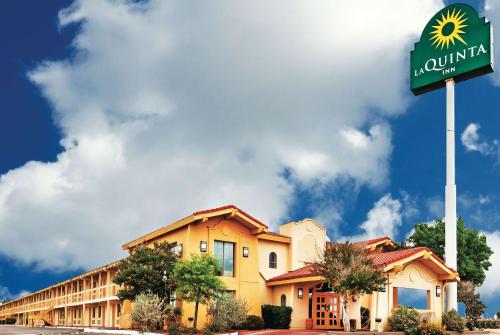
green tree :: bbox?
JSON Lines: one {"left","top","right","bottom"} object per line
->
{"left": 173, "top": 253, "right": 225, "bottom": 333}
{"left": 458, "top": 281, "right": 486, "bottom": 329}
{"left": 406, "top": 218, "right": 493, "bottom": 285}
{"left": 113, "top": 242, "right": 178, "bottom": 302}
{"left": 311, "top": 242, "right": 387, "bottom": 331}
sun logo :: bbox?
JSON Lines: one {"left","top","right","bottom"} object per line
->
{"left": 430, "top": 9, "right": 468, "bottom": 49}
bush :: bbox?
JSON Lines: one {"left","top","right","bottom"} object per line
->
{"left": 497, "top": 311, "right": 500, "bottom": 319}
{"left": 387, "top": 306, "right": 420, "bottom": 335}
{"left": 131, "top": 291, "right": 165, "bottom": 332}
{"left": 168, "top": 321, "right": 192, "bottom": 335}
{"left": 442, "top": 309, "right": 465, "bottom": 332}
{"left": 477, "top": 320, "right": 500, "bottom": 329}
{"left": 418, "top": 322, "right": 446, "bottom": 335}
{"left": 5, "top": 317, "right": 16, "bottom": 324}
{"left": 261, "top": 305, "right": 293, "bottom": 329}
{"left": 243, "top": 315, "right": 265, "bottom": 330}
{"left": 207, "top": 294, "right": 249, "bottom": 332}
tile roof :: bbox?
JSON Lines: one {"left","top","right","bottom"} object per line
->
{"left": 369, "top": 247, "right": 426, "bottom": 267}
{"left": 369, "top": 246, "right": 456, "bottom": 272}
{"left": 267, "top": 264, "right": 316, "bottom": 282}
{"left": 263, "top": 231, "right": 290, "bottom": 238}
{"left": 352, "top": 236, "right": 392, "bottom": 248}
{"left": 267, "top": 246, "right": 457, "bottom": 283}
{"left": 193, "top": 205, "right": 269, "bottom": 228}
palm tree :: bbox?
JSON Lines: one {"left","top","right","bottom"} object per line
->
{"left": 312, "top": 242, "right": 386, "bottom": 331}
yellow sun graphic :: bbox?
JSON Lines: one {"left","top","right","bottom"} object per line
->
{"left": 430, "top": 9, "right": 468, "bottom": 49}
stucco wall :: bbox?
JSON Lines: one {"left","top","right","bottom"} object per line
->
{"left": 148, "top": 217, "right": 263, "bottom": 327}
{"left": 258, "top": 239, "right": 289, "bottom": 280}
{"left": 370, "top": 261, "right": 445, "bottom": 331}
{"left": 279, "top": 219, "right": 325, "bottom": 271}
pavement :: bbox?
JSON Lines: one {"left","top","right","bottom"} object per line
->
{"left": 0, "top": 326, "right": 82, "bottom": 334}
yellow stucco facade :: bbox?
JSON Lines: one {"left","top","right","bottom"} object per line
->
{"left": 0, "top": 205, "right": 458, "bottom": 331}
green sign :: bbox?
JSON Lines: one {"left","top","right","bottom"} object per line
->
{"left": 411, "top": 4, "right": 493, "bottom": 95}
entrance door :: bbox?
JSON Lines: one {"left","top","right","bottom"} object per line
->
{"left": 312, "top": 292, "right": 342, "bottom": 330}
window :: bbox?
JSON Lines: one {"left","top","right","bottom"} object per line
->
{"left": 269, "top": 252, "right": 277, "bottom": 269}
{"left": 214, "top": 241, "right": 235, "bottom": 277}
{"left": 280, "top": 294, "right": 286, "bottom": 307}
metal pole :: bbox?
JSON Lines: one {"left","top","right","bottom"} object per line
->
{"left": 445, "top": 78, "right": 458, "bottom": 311}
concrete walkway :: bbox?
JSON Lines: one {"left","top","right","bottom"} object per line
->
{"left": 0, "top": 325, "right": 82, "bottom": 334}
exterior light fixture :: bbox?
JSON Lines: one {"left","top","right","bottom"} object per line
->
{"left": 436, "top": 286, "right": 441, "bottom": 297}
{"left": 298, "top": 288, "right": 303, "bottom": 299}
{"left": 200, "top": 241, "right": 207, "bottom": 252}
{"left": 243, "top": 246, "right": 249, "bottom": 257}
{"left": 177, "top": 243, "right": 183, "bottom": 256}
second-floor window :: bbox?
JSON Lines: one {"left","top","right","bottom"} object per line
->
{"left": 214, "top": 240, "right": 234, "bottom": 277}
{"left": 269, "top": 252, "right": 277, "bottom": 269}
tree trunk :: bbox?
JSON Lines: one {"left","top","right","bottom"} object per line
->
{"left": 342, "top": 293, "right": 350, "bottom": 332}
{"left": 193, "top": 293, "right": 200, "bottom": 334}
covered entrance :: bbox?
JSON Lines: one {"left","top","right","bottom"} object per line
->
{"left": 312, "top": 291, "right": 342, "bottom": 330}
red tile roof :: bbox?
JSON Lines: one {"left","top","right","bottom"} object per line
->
{"left": 369, "top": 247, "right": 426, "bottom": 267}
{"left": 263, "top": 231, "right": 290, "bottom": 238}
{"left": 369, "top": 246, "right": 456, "bottom": 272}
{"left": 267, "top": 246, "right": 457, "bottom": 283}
{"left": 352, "top": 236, "right": 392, "bottom": 248}
{"left": 267, "top": 264, "right": 316, "bottom": 282}
{"left": 193, "top": 205, "right": 269, "bottom": 228}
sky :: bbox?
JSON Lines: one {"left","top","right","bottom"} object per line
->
{"left": 0, "top": 0, "right": 499, "bottom": 316}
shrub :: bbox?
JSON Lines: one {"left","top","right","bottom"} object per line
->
{"left": 261, "top": 305, "right": 293, "bottom": 329}
{"left": 418, "top": 322, "right": 446, "bottom": 335}
{"left": 131, "top": 291, "right": 165, "bottom": 332}
{"left": 5, "top": 317, "right": 16, "bottom": 324}
{"left": 442, "top": 309, "right": 465, "bottom": 332}
{"left": 360, "top": 306, "right": 370, "bottom": 329}
{"left": 243, "top": 315, "right": 265, "bottom": 330}
{"left": 497, "top": 311, "right": 500, "bottom": 319}
{"left": 387, "top": 306, "right": 420, "bottom": 335}
{"left": 474, "top": 320, "right": 486, "bottom": 329}
{"left": 207, "top": 294, "right": 249, "bottom": 332}
{"left": 167, "top": 321, "right": 191, "bottom": 335}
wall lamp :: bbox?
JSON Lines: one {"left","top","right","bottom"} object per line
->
{"left": 298, "top": 288, "right": 304, "bottom": 299}
{"left": 200, "top": 241, "right": 207, "bottom": 252}
{"left": 243, "top": 246, "right": 249, "bottom": 257}
{"left": 436, "top": 286, "right": 441, "bottom": 297}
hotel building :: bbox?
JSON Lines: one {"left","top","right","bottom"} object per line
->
{"left": 0, "top": 205, "right": 458, "bottom": 330}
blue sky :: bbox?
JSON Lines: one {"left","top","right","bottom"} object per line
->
{"left": 0, "top": 0, "right": 499, "bottom": 316}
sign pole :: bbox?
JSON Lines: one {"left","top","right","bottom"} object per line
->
{"left": 445, "top": 78, "right": 458, "bottom": 311}
{"left": 411, "top": 3, "right": 493, "bottom": 313}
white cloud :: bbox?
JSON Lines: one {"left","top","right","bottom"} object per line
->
{"left": 461, "top": 123, "right": 495, "bottom": 155}
{"left": 478, "top": 231, "right": 500, "bottom": 296}
{"left": 0, "top": 286, "right": 29, "bottom": 302}
{"left": 341, "top": 194, "right": 403, "bottom": 241}
{"left": 0, "top": 0, "right": 443, "bottom": 270}
{"left": 427, "top": 197, "right": 444, "bottom": 219}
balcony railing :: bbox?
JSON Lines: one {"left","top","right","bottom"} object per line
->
{"left": 0, "top": 284, "right": 120, "bottom": 316}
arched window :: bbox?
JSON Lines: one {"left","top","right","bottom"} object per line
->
{"left": 269, "top": 252, "right": 277, "bottom": 269}
{"left": 280, "top": 294, "right": 286, "bottom": 307}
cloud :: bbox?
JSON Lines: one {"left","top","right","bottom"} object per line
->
{"left": 0, "top": 0, "right": 443, "bottom": 270}
{"left": 341, "top": 194, "right": 403, "bottom": 241}
{"left": 0, "top": 286, "right": 29, "bottom": 302}
{"left": 478, "top": 231, "right": 500, "bottom": 296}
{"left": 461, "top": 123, "right": 497, "bottom": 155}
